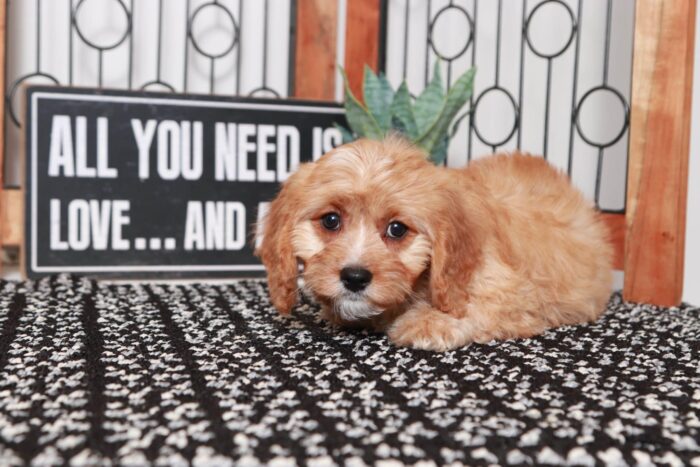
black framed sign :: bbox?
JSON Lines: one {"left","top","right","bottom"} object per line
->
{"left": 25, "top": 86, "right": 346, "bottom": 278}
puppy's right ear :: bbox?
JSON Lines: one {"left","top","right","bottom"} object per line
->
{"left": 255, "top": 164, "right": 314, "bottom": 314}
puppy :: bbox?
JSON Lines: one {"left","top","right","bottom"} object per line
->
{"left": 255, "top": 136, "right": 612, "bottom": 351}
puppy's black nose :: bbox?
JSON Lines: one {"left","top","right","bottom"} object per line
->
{"left": 340, "top": 267, "right": 373, "bottom": 292}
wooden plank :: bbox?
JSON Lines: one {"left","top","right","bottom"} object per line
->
{"left": 293, "top": 0, "right": 338, "bottom": 100}
{"left": 624, "top": 0, "right": 696, "bottom": 306}
{"left": 344, "top": 0, "right": 382, "bottom": 99}
{"left": 2, "top": 189, "right": 21, "bottom": 248}
{"left": 0, "top": 0, "right": 6, "bottom": 270}
{"left": 601, "top": 213, "right": 625, "bottom": 271}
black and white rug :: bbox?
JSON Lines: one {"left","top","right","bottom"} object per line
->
{"left": 0, "top": 275, "right": 698, "bottom": 466}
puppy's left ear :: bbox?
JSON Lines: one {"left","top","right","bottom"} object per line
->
{"left": 428, "top": 190, "right": 485, "bottom": 313}
{"left": 255, "top": 164, "right": 315, "bottom": 314}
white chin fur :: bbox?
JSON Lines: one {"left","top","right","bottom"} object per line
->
{"left": 334, "top": 297, "right": 381, "bottom": 321}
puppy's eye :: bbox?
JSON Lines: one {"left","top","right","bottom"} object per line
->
{"left": 386, "top": 221, "right": 408, "bottom": 239}
{"left": 321, "top": 212, "right": 342, "bottom": 231}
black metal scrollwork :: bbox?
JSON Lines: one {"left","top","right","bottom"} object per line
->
{"left": 380, "top": 0, "right": 632, "bottom": 212}
{"left": 4, "top": 0, "right": 292, "bottom": 131}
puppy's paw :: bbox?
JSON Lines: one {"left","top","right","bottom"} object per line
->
{"left": 387, "top": 305, "right": 473, "bottom": 351}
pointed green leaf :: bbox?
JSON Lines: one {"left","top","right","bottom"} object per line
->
{"left": 363, "top": 66, "right": 394, "bottom": 131}
{"left": 414, "top": 61, "right": 445, "bottom": 133}
{"left": 391, "top": 115, "right": 407, "bottom": 135}
{"left": 390, "top": 81, "right": 418, "bottom": 139}
{"left": 429, "top": 136, "right": 449, "bottom": 165}
{"left": 334, "top": 123, "right": 356, "bottom": 144}
{"left": 339, "top": 67, "right": 384, "bottom": 140}
{"left": 417, "top": 67, "right": 476, "bottom": 159}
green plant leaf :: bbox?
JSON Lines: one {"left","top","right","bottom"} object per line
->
{"left": 416, "top": 67, "right": 476, "bottom": 158}
{"left": 390, "top": 116, "right": 408, "bottom": 136}
{"left": 363, "top": 66, "right": 394, "bottom": 132}
{"left": 334, "top": 123, "right": 356, "bottom": 144}
{"left": 339, "top": 67, "right": 384, "bottom": 140}
{"left": 389, "top": 81, "right": 418, "bottom": 139}
{"left": 429, "top": 136, "right": 449, "bottom": 165}
{"left": 413, "top": 61, "right": 445, "bottom": 134}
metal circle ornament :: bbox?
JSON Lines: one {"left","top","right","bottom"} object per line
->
{"left": 188, "top": 2, "right": 239, "bottom": 59}
{"left": 73, "top": 0, "right": 132, "bottom": 51}
{"left": 525, "top": 0, "right": 577, "bottom": 59}
{"left": 7, "top": 72, "right": 60, "bottom": 126}
{"left": 247, "top": 86, "right": 281, "bottom": 99}
{"left": 471, "top": 86, "right": 520, "bottom": 148}
{"left": 575, "top": 86, "right": 630, "bottom": 148}
{"left": 140, "top": 80, "right": 176, "bottom": 93}
{"left": 429, "top": 5, "right": 474, "bottom": 61}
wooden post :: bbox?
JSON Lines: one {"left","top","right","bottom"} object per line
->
{"left": 2, "top": 190, "right": 20, "bottom": 248}
{"left": 344, "top": 0, "right": 382, "bottom": 99}
{"left": 624, "top": 0, "right": 697, "bottom": 306}
{"left": 293, "top": 0, "right": 338, "bottom": 100}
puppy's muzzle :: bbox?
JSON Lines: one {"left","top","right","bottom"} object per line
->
{"left": 340, "top": 266, "right": 373, "bottom": 292}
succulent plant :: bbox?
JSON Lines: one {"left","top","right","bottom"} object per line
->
{"left": 337, "top": 62, "right": 476, "bottom": 165}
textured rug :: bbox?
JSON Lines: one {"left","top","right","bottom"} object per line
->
{"left": 0, "top": 276, "right": 698, "bottom": 466}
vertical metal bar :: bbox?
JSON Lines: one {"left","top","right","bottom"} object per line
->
{"left": 184, "top": 0, "right": 191, "bottom": 92}
{"left": 595, "top": 148, "right": 604, "bottom": 205}
{"left": 156, "top": 0, "right": 163, "bottom": 82}
{"left": 284, "top": 0, "right": 297, "bottom": 97}
{"left": 424, "top": 0, "right": 431, "bottom": 86}
{"left": 69, "top": 0, "right": 74, "bottom": 85}
{"left": 378, "top": 0, "right": 389, "bottom": 73}
{"left": 36, "top": 0, "right": 41, "bottom": 72}
{"left": 262, "top": 0, "right": 269, "bottom": 90}
{"left": 494, "top": 0, "right": 502, "bottom": 87}
{"left": 128, "top": 0, "right": 133, "bottom": 89}
{"left": 2, "top": 0, "right": 8, "bottom": 189}
{"left": 402, "top": 0, "right": 410, "bottom": 79}
{"left": 467, "top": 0, "right": 477, "bottom": 162}
{"left": 596, "top": 0, "right": 613, "bottom": 206}
{"left": 98, "top": 50, "right": 103, "bottom": 87}
{"left": 516, "top": 0, "right": 526, "bottom": 149}
{"left": 210, "top": 58, "right": 215, "bottom": 94}
{"left": 214, "top": 0, "right": 221, "bottom": 94}
{"left": 236, "top": 0, "right": 243, "bottom": 95}
{"left": 603, "top": 0, "right": 613, "bottom": 85}
{"left": 446, "top": 0, "right": 454, "bottom": 87}
{"left": 542, "top": 59, "right": 552, "bottom": 159}
{"left": 567, "top": 0, "right": 582, "bottom": 176}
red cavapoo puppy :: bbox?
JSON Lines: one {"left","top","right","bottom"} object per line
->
{"left": 256, "top": 136, "right": 612, "bottom": 351}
